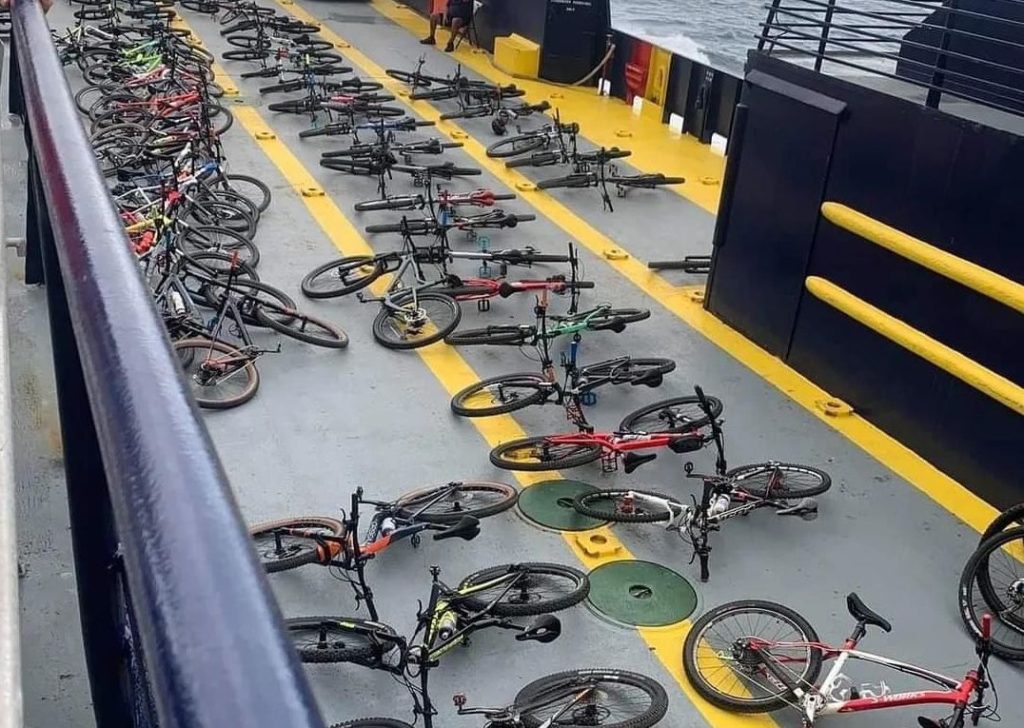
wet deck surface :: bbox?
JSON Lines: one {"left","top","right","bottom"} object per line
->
{"left": 7, "top": 2, "right": 1024, "bottom": 727}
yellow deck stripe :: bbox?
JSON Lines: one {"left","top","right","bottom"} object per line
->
{"left": 368, "top": 0, "right": 726, "bottom": 214}
{"left": 807, "top": 277, "right": 1024, "bottom": 416}
{"left": 175, "top": 13, "right": 769, "bottom": 727}
{"left": 271, "top": 0, "right": 999, "bottom": 538}
{"left": 822, "top": 202, "right": 1024, "bottom": 315}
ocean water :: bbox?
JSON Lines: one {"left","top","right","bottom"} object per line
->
{"left": 610, "top": 0, "right": 766, "bottom": 74}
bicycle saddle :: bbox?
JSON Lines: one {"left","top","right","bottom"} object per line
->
{"left": 917, "top": 718, "right": 948, "bottom": 728}
{"left": 846, "top": 593, "right": 893, "bottom": 632}
{"left": 623, "top": 452, "right": 657, "bottom": 474}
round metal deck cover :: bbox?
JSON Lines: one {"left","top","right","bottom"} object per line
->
{"left": 517, "top": 479, "right": 606, "bottom": 531}
{"left": 587, "top": 560, "right": 697, "bottom": 627}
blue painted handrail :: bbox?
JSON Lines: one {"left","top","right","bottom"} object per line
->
{"left": 8, "top": 3, "right": 324, "bottom": 726}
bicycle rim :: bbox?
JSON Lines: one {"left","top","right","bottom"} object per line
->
{"left": 372, "top": 291, "right": 460, "bottom": 350}
{"left": 458, "top": 562, "right": 590, "bottom": 616}
{"left": 394, "top": 481, "right": 518, "bottom": 523}
{"left": 174, "top": 338, "right": 259, "bottom": 409}
{"left": 727, "top": 463, "right": 831, "bottom": 499}
{"left": 572, "top": 489, "right": 672, "bottom": 523}
{"left": 515, "top": 669, "right": 669, "bottom": 728}
{"left": 248, "top": 516, "right": 344, "bottom": 573}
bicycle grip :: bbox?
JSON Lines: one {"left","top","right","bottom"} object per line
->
{"left": 570, "top": 281, "right": 596, "bottom": 289}
{"left": 982, "top": 613, "right": 992, "bottom": 641}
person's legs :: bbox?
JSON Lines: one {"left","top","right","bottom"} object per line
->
{"left": 445, "top": 17, "right": 465, "bottom": 52}
{"left": 421, "top": 13, "right": 441, "bottom": 44}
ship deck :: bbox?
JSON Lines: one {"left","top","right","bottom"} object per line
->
{"left": 6, "top": 1, "right": 1023, "bottom": 726}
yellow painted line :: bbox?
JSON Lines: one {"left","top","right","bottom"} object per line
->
{"left": 369, "top": 0, "right": 725, "bottom": 214}
{"left": 806, "top": 276, "right": 1024, "bottom": 416}
{"left": 822, "top": 202, "right": 1024, "bottom": 315}
{"left": 174, "top": 12, "right": 770, "bottom": 727}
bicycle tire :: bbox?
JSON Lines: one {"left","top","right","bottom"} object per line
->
{"left": 515, "top": 669, "right": 668, "bottom": 728}
{"left": 180, "top": 227, "right": 260, "bottom": 269}
{"left": 489, "top": 250, "right": 571, "bottom": 265}
{"left": 259, "top": 308, "right": 349, "bottom": 349}
{"left": 444, "top": 325, "right": 535, "bottom": 347}
{"left": 385, "top": 69, "right": 433, "bottom": 87}
{"left": 487, "top": 134, "right": 546, "bottom": 159}
{"left": 354, "top": 197, "right": 420, "bottom": 212}
{"left": 505, "top": 151, "right": 559, "bottom": 169}
{"left": 581, "top": 357, "right": 676, "bottom": 386}
{"left": 174, "top": 338, "right": 260, "bottom": 409}
{"left": 959, "top": 527, "right": 1024, "bottom": 661}
{"left": 612, "top": 173, "right": 686, "bottom": 187}
{"left": 287, "top": 616, "right": 398, "bottom": 664}
{"left": 372, "top": 291, "right": 462, "bottom": 350}
{"left": 319, "top": 159, "right": 382, "bottom": 175}
{"left": 582, "top": 307, "right": 651, "bottom": 330}
{"left": 981, "top": 502, "right": 1024, "bottom": 543}
{"left": 618, "top": 395, "right": 723, "bottom": 433}
{"left": 185, "top": 198, "right": 256, "bottom": 239}
{"left": 537, "top": 173, "right": 593, "bottom": 190}
{"left": 330, "top": 720, "right": 414, "bottom": 728}
{"left": 218, "top": 173, "right": 272, "bottom": 213}
{"left": 393, "top": 481, "right": 518, "bottom": 523}
{"left": 489, "top": 436, "right": 602, "bottom": 472}
{"left": 301, "top": 256, "right": 384, "bottom": 298}
{"left": 458, "top": 562, "right": 590, "bottom": 616}
{"left": 727, "top": 463, "right": 832, "bottom": 499}
{"left": 222, "top": 48, "right": 267, "bottom": 61}
{"left": 248, "top": 516, "right": 344, "bottom": 573}
{"left": 683, "top": 599, "right": 823, "bottom": 713}
{"left": 180, "top": 0, "right": 219, "bottom": 12}
{"left": 202, "top": 279, "right": 297, "bottom": 329}
{"left": 450, "top": 373, "right": 550, "bottom": 417}
{"left": 268, "top": 99, "right": 319, "bottom": 114}
{"left": 572, "top": 489, "right": 674, "bottom": 523}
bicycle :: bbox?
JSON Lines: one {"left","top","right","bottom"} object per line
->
{"left": 250, "top": 482, "right": 513, "bottom": 618}
{"left": 683, "top": 593, "right": 998, "bottom": 728}
{"left": 572, "top": 388, "right": 829, "bottom": 581}
{"left": 288, "top": 562, "right": 592, "bottom": 726}
{"left": 488, "top": 388, "right": 724, "bottom": 473}
{"left": 486, "top": 112, "right": 581, "bottom": 159}
{"left": 537, "top": 149, "right": 684, "bottom": 212}
{"left": 353, "top": 188, "right": 515, "bottom": 213}
{"left": 958, "top": 505, "right": 1024, "bottom": 661}
{"left": 330, "top": 668, "right": 668, "bottom": 728}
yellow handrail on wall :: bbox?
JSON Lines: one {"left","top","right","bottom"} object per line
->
{"left": 805, "top": 276, "right": 1024, "bottom": 416}
{"left": 821, "top": 202, "right": 1024, "bottom": 315}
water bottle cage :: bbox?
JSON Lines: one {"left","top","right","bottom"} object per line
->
{"left": 600, "top": 450, "right": 619, "bottom": 473}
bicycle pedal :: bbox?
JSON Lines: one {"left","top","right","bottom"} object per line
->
{"left": 580, "top": 392, "right": 598, "bottom": 406}
{"left": 477, "top": 299, "right": 490, "bottom": 312}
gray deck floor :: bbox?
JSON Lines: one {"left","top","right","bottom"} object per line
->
{"left": 7, "top": 2, "right": 1024, "bottom": 727}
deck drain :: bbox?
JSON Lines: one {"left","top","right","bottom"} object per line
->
{"left": 587, "top": 560, "right": 697, "bottom": 627}
{"left": 517, "top": 479, "right": 606, "bottom": 531}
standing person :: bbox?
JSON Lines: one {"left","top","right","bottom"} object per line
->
{"left": 420, "top": 0, "right": 448, "bottom": 46}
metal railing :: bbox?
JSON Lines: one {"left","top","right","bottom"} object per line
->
{"left": 757, "top": 0, "right": 1024, "bottom": 115}
{"left": 6, "top": 2, "right": 325, "bottom": 726}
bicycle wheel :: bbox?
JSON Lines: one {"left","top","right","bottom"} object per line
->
{"left": 180, "top": 226, "right": 260, "bottom": 269}
{"left": 959, "top": 527, "right": 1024, "bottom": 661}
{"left": 537, "top": 173, "right": 593, "bottom": 190}
{"left": 174, "top": 338, "right": 260, "bottom": 409}
{"left": 515, "top": 669, "right": 669, "bottom": 728}
{"left": 385, "top": 68, "right": 433, "bottom": 87}
{"left": 202, "top": 279, "right": 297, "bottom": 329}
{"left": 583, "top": 308, "right": 651, "bottom": 330}
{"left": 727, "top": 463, "right": 831, "bottom": 499}
{"left": 443, "top": 325, "right": 535, "bottom": 347}
{"left": 489, "top": 436, "right": 602, "bottom": 472}
{"left": 450, "top": 373, "right": 550, "bottom": 417}
{"left": 683, "top": 599, "right": 823, "bottom": 713}
{"left": 618, "top": 395, "right": 723, "bottom": 433}
{"left": 372, "top": 291, "right": 461, "bottom": 350}
{"left": 330, "top": 720, "right": 414, "bottom": 728}
{"left": 393, "top": 481, "right": 518, "bottom": 523}
{"left": 286, "top": 616, "right": 398, "bottom": 664}
{"left": 582, "top": 357, "right": 676, "bottom": 386}
{"left": 572, "top": 489, "right": 674, "bottom": 523}
{"left": 216, "top": 173, "right": 272, "bottom": 213}
{"left": 487, "top": 134, "right": 546, "bottom": 159}
{"left": 249, "top": 516, "right": 344, "bottom": 573}
{"left": 301, "top": 256, "right": 384, "bottom": 298}
{"left": 458, "top": 562, "right": 590, "bottom": 616}
{"left": 981, "top": 503, "right": 1024, "bottom": 543}
{"left": 612, "top": 173, "right": 686, "bottom": 187}
{"left": 259, "top": 308, "right": 349, "bottom": 349}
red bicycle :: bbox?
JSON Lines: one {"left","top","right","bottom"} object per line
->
{"left": 488, "top": 393, "right": 724, "bottom": 472}
{"left": 684, "top": 593, "right": 997, "bottom": 728}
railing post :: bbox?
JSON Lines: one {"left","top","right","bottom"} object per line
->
{"left": 7, "top": 23, "right": 43, "bottom": 285}
{"left": 926, "top": 0, "right": 958, "bottom": 108}
{"left": 814, "top": 0, "right": 838, "bottom": 73}
{"left": 757, "top": 0, "right": 783, "bottom": 51}
{"left": 35, "top": 196, "right": 140, "bottom": 727}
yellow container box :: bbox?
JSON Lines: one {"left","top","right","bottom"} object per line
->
{"left": 494, "top": 34, "right": 540, "bottom": 79}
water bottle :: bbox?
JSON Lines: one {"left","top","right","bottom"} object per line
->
{"left": 435, "top": 608, "right": 458, "bottom": 642}
{"left": 709, "top": 493, "right": 731, "bottom": 516}
{"left": 379, "top": 517, "right": 397, "bottom": 537}
{"left": 169, "top": 289, "right": 186, "bottom": 316}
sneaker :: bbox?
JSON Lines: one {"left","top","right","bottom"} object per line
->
{"left": 444, "top": 41, "right": 455, "bottom": 52}
{"left": 420, "top": 36, "right": 436, "bottom": 45}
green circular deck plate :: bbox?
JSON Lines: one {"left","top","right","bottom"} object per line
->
{"left": 587, "top": 560, "right": 697, "bottom": 627}
{"left": 517, "top": 479, "right": 606, "bottom": 531}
